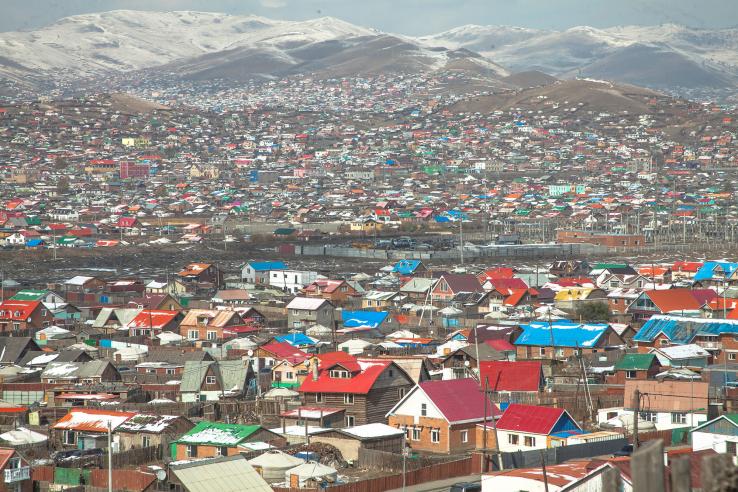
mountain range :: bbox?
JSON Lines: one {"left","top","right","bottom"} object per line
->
{"left": 1, "top": 10, "right": 737, "bottom": 93}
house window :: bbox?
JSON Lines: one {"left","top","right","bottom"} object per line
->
{"left": 412, "top": 428, "right": 421, "bottom": 441}
{"left": 660, "top": 339, "right": 669, "bottom": 346}
{"left": 206, "top": 376, "right": 217, "bottom": 385}
{"left": 626, "top": 370, "right": 637, "bottom": 379}
{"left": 346, "top": 415, "right": 355, "bottom": 427}
{"left": 421, "top": 403, "right": 427, "bottom": 417}
{"left": 187, "top": 330, "right": 199, "bottom": 340}
{"left": 671, "top": 412, "right": 687, "bottom": 425}
{"left": 389, "top": 369, "right": 394, "bottom": 377}
{"left": 461, "top": 430, "right": 468, "bottom": 443}
{"left": 524, "top": 436, "right": 536, "bottom": 447}
{"left": 330, "top": 370, "right": 351, "bottom": 378}
{"left": 729, "top": 353, "right": 737, "bottom": 361}
{"left": 216, "top": 446, "right": 228, "bottom": 457}
{"left": 186, "top": 445, "right": 197, "bottom": 458}
{"left": 316, "top": 393, "right": 323, "bottom": 403}
{"left": 142, "top": 435, "right": 151, "bottom": 448}
{"left": 285, "top": 372, "right": 294, "bottom": 380}
{"left": 539, "top": 347, "right": 546, "bottom": 356}
{"left": 508, "top": 434, "right": 519, "bottom": 445}
{"left": 166, "top": 368, "right": 176, "bottom": 375}
{"left": 639, "top": 412, "right": 657, "bottom": 423}
{"left": 398, "top": 388, "right": 406, "bottom": 399}
{"left": 727, "top": 441, "right": 737, "bottom": 456}
{"left": 206, "top": 331, "right": 217, "bottom": 341}
{"left": 431, "top": 429, "right": 440, "bottom": 443}
{"left": 344, "top": 394, "right": 355, "bottom": 405}
{"left": 63, "top": 430, "right": 76, "bottom": 445}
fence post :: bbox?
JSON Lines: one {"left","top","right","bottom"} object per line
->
{"left": 669, "top": 456, "right": 690, "bottom": 492}
{"left": 631, "top": 439, "right": 664, "bottom": 492}
{"left": 602, "top": 466, "right": 622, "bottom": 492}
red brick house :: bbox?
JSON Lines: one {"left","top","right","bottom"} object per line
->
{"left": 0, "top": 300, "right": 54, "bottom": 333}
{"left": 386, "top": 378, "right": 501, "bottom": 454}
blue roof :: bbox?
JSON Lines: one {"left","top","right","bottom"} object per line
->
{"left": 342, "top": 310, "right": 388, "bottom": 329}
{"left": 694, "top": 261, "right": 738, "bottom": 281}
{"left": 26, "top": 239, "right": 44, "bottom": 247}
{"left": 633, "top": 315, "right": 738, "bottom": 343}
{"left": 392, "top": 260, "right": 422, "bottom": 275}
{"left": 274, "top": 333, "right": 316, "bottom": 347}
{"left": 514, "top": 320, "right": 610, "bottom": 348}
{"left": 248, "top": 261, "right": 286, "bottom": 272}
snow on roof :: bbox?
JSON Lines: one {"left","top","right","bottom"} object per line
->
{"left": 653, "top": 343, "right": 710, "bottom": 359}
{"left": 342, "top": 423, "right": 404, "bottom": 439}
{"left": 53, "top": 409, "right": 135, "bottom": 432}
{"left": 27, "top": 352, "right": 59, "bottom": 366}
{"left": 65, "top": 276, "right": 94, "bottom": 286}
{"left": 0, "top": 427, "right": 48, "bottom": 445}
{"left": 286, "top": 297, "right": 328, "bottom": 311}
{"left": 42, "top": 362, "right": 80, "bottom": 377}
{"left": 117, "top": 414, "right": 181, "bottom": 433}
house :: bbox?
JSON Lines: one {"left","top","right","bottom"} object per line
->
{"left": 549, "top": 260, "right": 591, "bottom": 278}
{"left": 169, "top": 454, "right": 273, "bottom": 492}
{"left": 361, "top": 291, "right": 406, "bottom": 311}
{"left": 514, "top": 320, "right": 624, "bottom": 360}
{"left": 303, "top": 279, "right": 360, "bottom": 305}
{"left": 691, "top": 414, "right": 738, "bottom": 456}
{"left": 648, "top": 344, "right": 711, "bottom": 368}
{"left": 391, "top": 260, "right": 427, "bottom": 276}
{"left": 127, "top": 310, "right": 182, "bottom": 337}
{"left": 607, "top": 353, "right": 662, "bottom": 384}
{"left": 52, "top": 408, "right": 135, "bottom": 449}
{"left": 431, "top": 274, "right": 483, "bottom": 302}
{"left": 0, "top": 300, "right": 54, "bottom": 333}
{"left": 672, "top": 261, "right": 704, "bottom": 281}
{"left": 623, "top": 379, "right": 709, "bottom": 430}
{"left": 627, "top": 288, "right": 716, "bottom": 322}
{"left": 0, "top": 447, "right": 33, "bottom": 491}
{"left": 494, "top": 404, "right": 583, "bottom": 452}
{"left": 478, "top": 361, "right": 545, "bottom": 393}
{"left": 310, "top": 423, "right": 405, "bottom": 461}
{"left": 171, "top": 422, "right": 285, "bottom": 460}
{"left": 553, "top": 287, "right": 608, "bottom": 311}
{"left": 268, "top": 269, "right": 318, "bottom": 293}
{"left": 126, "top": 294, "right": 181, "bottom": 312}
{"left": 241, "top": 261, "right": 287, "bottom": 285}
{"left": 298, "top": 353, "right": 414, "bottom": 426}
{"left": 286, "top": 297, "right": 334, "bottom": 330}
{"left": 693, "top": 261, "right": 738, "bottom": 287}
{"left": 180, "top": 360, "right": 253, "bottom": 402}
{"left": 115, "top": 414, "right": 194, "bottom": 451}
{"left": 400, "top": 277, "right": 436, "bottom": 302}
{"left": 211, "top": 290, "right": 251, "bottom": 306}
{"left": 252, "top": 341, "right": 309, "bottom": 373}
{"left": 632, "top": 315, "right": 738, "bottom": 358}
{"left": 386, "top": 378, "right": 500, "bottom": 454}
{"left": 0, "top": 337, "right": 41, "bottom": 366}
{"left": 178, "top": 263, "right": 223, "bottom": 289}
{"left": 40, "top": 360, "right": 121, "bottom": 384}
{"left": 341, "top": 310, "right": 388, "bottom": 332}
{"left": 179, "top": 309, "right": 245, "bottom": 341}
{"left": 91, "top": 307, "right": 142, "bottom": 332}
{"left": 279, "top": 407, "right": 346, "bottom": 429}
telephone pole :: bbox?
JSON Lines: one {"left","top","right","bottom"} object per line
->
{"left": 633, "top": 389, "right": 640, "bottom": 450}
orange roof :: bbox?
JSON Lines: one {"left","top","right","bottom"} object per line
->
{"left": 52, "top": 408, "right": 136, "bottom": 433}
{"left": 644, "top": 289, "right": 703, "bottom": 313}
{"left": 503, "top": 289, "right": 529, "bottom": 306}
{"left": 178, "top": 263, "right": 211, "bottom": 277}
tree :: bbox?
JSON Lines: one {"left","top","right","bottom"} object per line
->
{"left": 575, "top": 301, "right": 610, "bottom": 322}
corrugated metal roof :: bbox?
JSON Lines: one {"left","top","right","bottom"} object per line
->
{"left": 171, "top": 455, "right": 272, "bottom": 492}
{"left": 514, "top": 320, "right": 609, "bottom": 348}
{"left": 633, "top": 314, "right": 738, "bottom": 343}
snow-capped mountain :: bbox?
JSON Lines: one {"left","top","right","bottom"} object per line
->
{"left": 418, "top": 23, "right": 738, "bottom": 89}
{"left": 0, "top": 10, "right": 507, "bottom": 86}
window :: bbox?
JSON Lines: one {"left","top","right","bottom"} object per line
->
{"left": 63, "top": 430, "right": 76, "bottom": 445}
{"left": 524, "top": 436, "right": 536, "bottom": 447}
{"left": 285, "top": 372, "right": 294, "bottom": 380}
{"left": 187, "top": 330, "right": 199, "bottom": 340}
{"left": 727, "top": 441, "right": 737, "bottom": 456}
{"left": 730, "top": 353, "right": 737, "bottom": 361}
{"left": 166, "top": 368, "right": 176, "bottom": 375}
{"left": 660, "top": 339, "right": 669, "bottom": 346}
{"left": 344, "top": 393, "right": 355, "bottom": 404}
{"left": 146, "top": 369, "right": 156, "bottom": 374}
{"left": 142, "top": 435, "right": 151, "bottom": 448}
{"left": 389, "top": 369, "right": 394, "bottom": 377}
{"left": 671, "top": 412, "right": 687, "bottom": 425}
{"left": 412, "top": 428, "right": 421, "bottom": 441}
{"left": 216, "top": 446, "right": 228, "bottom": 457}
{"left": 205, "top": 376, "right": 217, "bottom": 385}
{"left": 539, "top": 347, "right": 546, "bottom": 356}
{"left": 398, "top": 388, "right": 406, "bottom": 399}
{"left": 461, "top": 430, "right": 468, "bottom": 443}
{"left": 626, "top": 370, "right": 637, "bottom": 379}
{"left": 207, "top": 331, "right": 217, "bottom": 341}
{"left": 316, "top": 393, "right": 323, "bottom": 403}
{"left": 421, "top": 403, "right": 427, "bottom": 417}
{"left": 639, "top": 412, "right": 657, "bottom": 423}
{"left": 345, "top": 415, "right": 355, "bottom": 427}
{"left": 431, "top": 429, "right": 440, "bottom": 443}
{"left": 330, "top": 369, "right": 351, "bottom": 378}
{"left": 186, "top": 445, "right": 197, "bottom": 458}
{"left": 508, "top": 434, "right": 519, "bottom": 445}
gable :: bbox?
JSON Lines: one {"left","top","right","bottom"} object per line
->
{"left": 389, "top": 386, "right": 444, "bottom": 420}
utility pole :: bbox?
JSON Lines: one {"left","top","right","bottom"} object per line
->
{"left": 107, "top": 420, "right": 113, "bottom": 492}
{"left": 541, "top": 451, "right": 550, "bottom": 492}
{"left": 459, "top": 217, "right": 464, "bottom": 266}
{"left": 633, "top": 389, "right": 640, "bottom": 450}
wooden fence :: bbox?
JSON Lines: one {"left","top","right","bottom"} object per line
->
{"left": 356, "top": 448, "right": 466, "bottom": 472}
{"left": 273, "top": 456, "right": 473, "bottom": 492}
{"left": 603, "top": 439, "right": 738, "bottom": 492}
{"left": 57, "top": 445, "right": 163, "bottom": 469}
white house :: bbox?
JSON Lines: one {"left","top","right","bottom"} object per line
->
{"left": 268, "top": 270, "right": 318, "bottom": 294}
{"left": 4, "top": 233, "right": 26, "bottom": 246}
{"left": 691, "top": 414, "right": 738, "bottom": 457}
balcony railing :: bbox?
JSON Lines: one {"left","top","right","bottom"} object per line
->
{"left": 4, "top": 466, "right": 30, "bottom": 483}
{"left": 696, "top": 341, "right": 722, "bottom": 350}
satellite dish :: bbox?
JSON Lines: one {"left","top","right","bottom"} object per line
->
{"left": 247, "top": 349, "right": 254, "bottom": 357}
{"left": 156, "top": 470, "right": 167, "bottom": 481}
{"left": 464, "top": 360, "right": 470, "bottom": 367}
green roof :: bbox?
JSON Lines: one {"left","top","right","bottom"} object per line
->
{"left": 592, "top": 263, "right": 628, "bottom": 270}
{"left": 614, "top": 353, "right": 656, "bottom": 371}
{"left": 174, "top": 422, "right": 261, "bottom": 447}
{"left": 10, "top": 289, "right": 48, "bottom": 301}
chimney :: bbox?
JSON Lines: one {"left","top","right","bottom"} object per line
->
{"left": 312, "top": 359, "right": 319, "bottom": 381}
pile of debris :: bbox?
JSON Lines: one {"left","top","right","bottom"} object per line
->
{"left": 288, "top": 442, "right": 348, "bottom": 469}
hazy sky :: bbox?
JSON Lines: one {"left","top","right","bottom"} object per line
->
{"left": 3, "top": 0, "right": 737, "bottom": 34}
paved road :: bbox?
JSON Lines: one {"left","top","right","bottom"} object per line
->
{"left": 385, "top": 474, "right": 481, "bottom": 492}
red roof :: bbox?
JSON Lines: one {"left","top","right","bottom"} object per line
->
{"left": 127, "top": 310, "right": 179, "bottom": 330}
{"left": 503, "top": 289, "right": 529, "bottom": 306}
{"left": 477, "top": 268, "right": 515, "bottom": 282}
{"left": 118, "top": 217, "right": 138, "bottom": 228}
{"left": 672, "top": 261, "right": 703, "bottom": 273}
{"left": 0, "top": 300, "right": 41, "bottom": 321}
{"left": 489, "top": 278, "right": 528, "bottom": 292}
{"left": 485, "top": 339, "right": 515, "bottom": 352}
{"left": 418, "top": 378, "right": 500, "bottom": 423}
{"left": 260, "top": 341, "right": 308, "bottom": 364}
{"left": 645, "top": 288, "right": 715, "bottom": 313}
{"left": 299, "top": 358, "right": 392, "bottom": 394}
{"left": 478, "top": 361, "right": 543, "bottom": 392}
{"left": 496, "top": 404, "right": 569, "bottom": 435}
